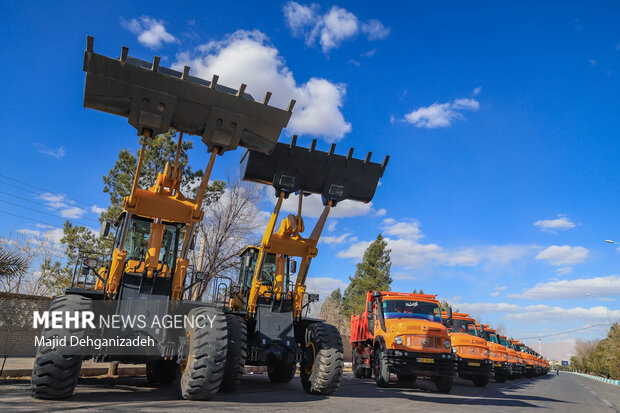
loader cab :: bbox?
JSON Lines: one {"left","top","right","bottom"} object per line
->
{"left": 236, "top": 246, "right": 298, "bottom": 299}
{"left": 120, "top": 214, "right": 185, "bottom": 277}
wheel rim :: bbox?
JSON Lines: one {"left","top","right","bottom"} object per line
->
{"left": 303, "top": 341, "right": 316, "bottom": 375}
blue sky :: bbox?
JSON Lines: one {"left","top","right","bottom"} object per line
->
{"left": 2, "top": 1, "right": 620, "bottom": 359}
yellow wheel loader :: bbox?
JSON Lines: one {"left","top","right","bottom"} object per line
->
{"left": 31, "top": 36, "right": 293, "bottom": 401}
{"left": 219, "top": 137, "right": 389, "bottom": 394}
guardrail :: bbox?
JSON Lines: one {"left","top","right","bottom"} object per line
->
{"left": 566, "top": 371, "right": 620, "bottom": 386}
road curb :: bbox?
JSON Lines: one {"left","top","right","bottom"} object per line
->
{"left": 567, "top": 371, "right": 620, "bottom": 386}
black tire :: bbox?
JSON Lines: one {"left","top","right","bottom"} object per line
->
{"left": 433, "top": 376, "right": 453, "bottom": 393}
{"left": 177, "top": 307, "right": 227, "bottom": 400}
{"left": 353, "top": 348, "right": 364, "bottom": 379}
{"left": 472, "top": 377, "right": 489, "bottom": 387}
{"left": 268, "top": 362, "right": 296, "bottom": 383}
{"left": 220, "top": 314, "right": 247, "bottom": 392}
{"left": 363, "top": 368, "right": 373, "bottom": 379}
{"left": 31, "top": 294, "right": 92, "bottom": 399}
{"left": 146, "top": 359, "right": 177, "bottom": 385}
{"left": 373, "top": 345, "right": 390, "bottom": 387}
{"left": 495, "top": 374, "right": 506, "bottom": 383}
{"left": 300, "top": 322, "right": 344, "bottom": 395}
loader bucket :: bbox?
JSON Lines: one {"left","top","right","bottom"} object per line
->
{"left": 82, "top": 36, "right": 294, "bottom": 154}
{"left": 241, "top": 137, "right": 389, "bottom": 204}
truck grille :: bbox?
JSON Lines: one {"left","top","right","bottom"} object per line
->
{"left": 404, "top": 335, "right": 444, "bottom": 349}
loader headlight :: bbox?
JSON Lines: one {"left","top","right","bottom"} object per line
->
{"left": 485, "top": 349, "right": 490, "bottom": 356}
{"left": 443, "top": 340, "right": 451, "bottom": 349}
{"left": 394, "top": 336, "right": 403, "bottom": 345}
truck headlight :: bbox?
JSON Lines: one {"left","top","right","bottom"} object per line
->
{"left": 485, "top": 349, "right": 490, "bottom": 356}
{"left": 444, "top": 340, "right": 451, "bottom": 349}
{"left": 394, "top": 336, "right": 403, "bottom": 345}
{"left": 452, "top": 346, "right": 458, "bottom": 353}
{"left": 505, "top": 354, "right": 508, "bottom": 359}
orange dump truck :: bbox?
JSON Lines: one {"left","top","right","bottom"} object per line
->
{"left": 511, "top": 340, "right": 538, "bottom": 378}
{"left": 499, "top": 334, "right": 524, "bottom": 378}
{"left": 442, "top": 312, "right": 494, "bottom": 386}
{"left": 351, "top": 291, "right": 456, "bottom": 392}
{"left": 480, "top": 325, "right": 512, "bottom": 382}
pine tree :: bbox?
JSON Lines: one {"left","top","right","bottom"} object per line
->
{"left": 341, "top": 234, "right": 392, "bottom": 316}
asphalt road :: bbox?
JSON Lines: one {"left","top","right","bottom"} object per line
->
{"left": 1, "top": 372, "right": 618, "bottom": 412}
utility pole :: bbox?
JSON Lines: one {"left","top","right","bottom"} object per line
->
{"left": 538, "top": 336, "right": 542, "bottom": 355}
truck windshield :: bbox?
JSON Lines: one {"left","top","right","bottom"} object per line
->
{"left": 452, "top": 319, "right": 478, "bottom": 335}
{"left": 381, "top": 299, "right": 441, "bottom": 322}
{"left": 499, "top": 337, "right": 510, "bottom": 347}
{"left": 485, "top": 331, "right": 499, "bottom": 344}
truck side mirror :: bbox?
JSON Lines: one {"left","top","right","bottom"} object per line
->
{"left": 100, "top": 221, "right": 111, "bottom": 237}
{"left": 189, "top": 234, "right": 197, "bottom": 251}
{"left": 367, "top": 313, "right": 374, "bottom": 320}
{"left": 366, "top": 301, "right": 373, "bottom": 313}
{"left": 445, "top": 306, "right": 453, "bottom": 328}
{"left": 289, "top": 259, "right": 297, "bottom": 274}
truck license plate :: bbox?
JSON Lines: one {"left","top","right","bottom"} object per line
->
{"left": 468, "top": 362, "right": 480, "bottom": 367}
{"left": 417, "top": 358, "right": 434, "bottom": 364}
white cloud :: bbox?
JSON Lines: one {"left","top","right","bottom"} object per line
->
{"left": 305, "top": 276, "right": 347, "bottom": 300}
{"left": 511, "top": 275, "right": 620, "bottom": 300}
{"left": 473, "top": 86, "right": 482, "bottom": 96}
{"left": 337, "top": 217, "right": 534, "bottom": 269}
{"left": 536, "top": 245, "right": 588, "bottom": 266}
{"left": 91, "top": 205, "right": 106, "bottom": 215}
{"left": 452, "top": 300, "right": 620, "bottom": 324}
{"left": 402, "top": 97, "right": 480, "bottom": 129}
{"left": 122, "top": 16, "right": 177, "bottom": 49}
{"left": 321, "top": 232, "right": 351, "bottom": 245}
{"left": 327, "top": 220, "right": 338, "bottom": 232}
{"left": 283, "top": 1, "right": 319, "bottom": 38}
{"left": 282, "top": 2, "right": 388, "bottom": 53}
{"left": 392, "top": 272, "right": 416, "bottom": 281}
{"left": 375, "top": 208, "right": 387, "bottom": 217}
{"left": 174, "top": 30, "right": 351, "bottom": 141}
{"left": 490, "top": 285, "right": 507, "bottom": 297}
{"left": 382, "top": 218, "right": 424, "bottom": 241}
{"left": 320, "top": 6, "right": 359, "bottom": 52}
{"left": 278, "top": 192, "right": 372, "bottom": 218}
{"left": 39, "top": 192, "right": 87, "bottom": 219}
{"left": 361, "top": 19, "right": 390, "bottom": 41}
{"left": 35, "top": 144, "right": 65, "bottom": 159}
{"left": 589, "top": 58, "right": 597, "bottom": 67}
{"left": 534, "top": 215, "right": 576, "bottom": 232}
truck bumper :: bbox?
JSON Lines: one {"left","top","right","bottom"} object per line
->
{"left": 493, "top": 361, "right": 512, "bottom": 377}
{"left": 456, "top": 357, "right": 494, "bottom": 379}
{"left": 385, "top": 350, "right": 456, "bottom": 378}
{"left": 512, "top": 363, "right": 525, "bottom": 376}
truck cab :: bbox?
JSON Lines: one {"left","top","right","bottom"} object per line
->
{"left": 480, "top": 325, "right": 512, "bottom": 382}
{"left": 442, "top": 312, "right": 494, "bottom": 387}
{"left": 512, "top": 340, "right": 536, "bottom": 378}
{"left": 351, "top": 291, "right": 456, "bottom": 392}
{"left": 499, "top": 335, "right": 524, "bottom": 378}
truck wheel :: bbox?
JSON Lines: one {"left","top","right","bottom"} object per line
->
{"left": 31, "top": 294, "right": 92, "bottom": 399}
{"left": 472, "top": 377, "right": 489, "bottom": 387}
{"left": 364, "top": 368, "right": 372, "bottom": 379}
{"left": 353, "top": 348, "right": 364, "bottom": 379}
{"left": 495, "top": 374, "right": 506, "bottom": 383}
{"left": 433, "top": 376, "right": 453, "bottom": 393}
{"left": 146, "top": 359, "right": 177, "bottom": 385}
{"left": 300, "top": 323, "right": 344, "bottom": 395}
{"left": 177, "top": 307, "right": 227, "bottom": 400}
{"left": 220, "top": 314, "right": 247, "bottom": 392}
{"left": 268, "top": 362, "right": 296, "bottom": 383}
{"left": 373, "top": 346, "right": 390, "bottom": 387}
